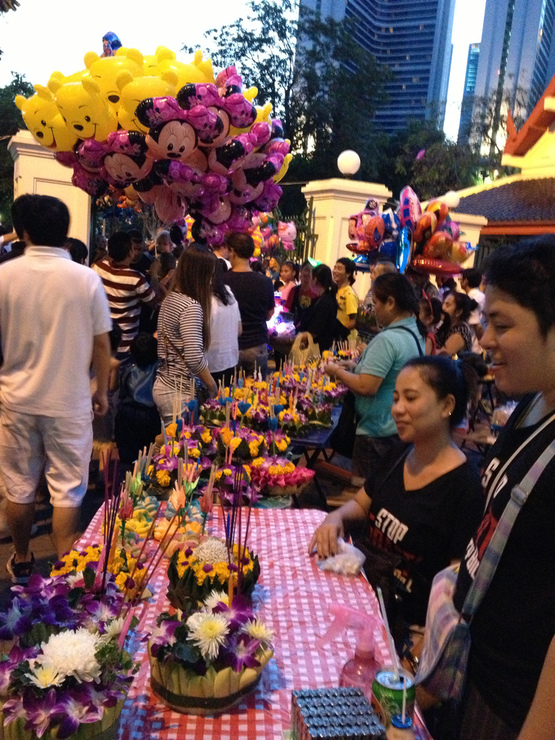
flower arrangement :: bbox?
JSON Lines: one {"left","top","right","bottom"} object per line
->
{"left": 214, "top": 425, "right": 266, "bottom": 462}
{"left": 167, "top": 539, "right": 260, "bottom": 612}
{"left": 1, "top": 620, "right": 137, "bottom": 739}
{"left": 249, "top": 456, "right": 315, "bottom": 496}
{"left": 212, "top": 464, "right": 259, "bottom": 507}
{"left": 0, "top": 572, "right": 124, "bottom": 648}
{"left": 50, "top": 545, "right": 148, "bottom": 601}
{"left": 148, "top": 591, "right": 273, "bottom": 715}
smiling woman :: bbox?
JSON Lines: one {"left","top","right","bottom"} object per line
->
{"left": 448, "top": 238, "right": 555, "bottom": 740}
{"left": 309, "top": 355, "right": 483, "bottom": 649}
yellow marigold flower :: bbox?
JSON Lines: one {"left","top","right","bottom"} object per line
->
{"left": 230, "top": 437, "right": 242, "bottom": 452}
{"left": 220, "top": 428, "right": 233, "bottom": 446}
{"left": 148, "top": 465, "right": 154, "bottom": 475}
{"left": 188, "top": 447, "right": 201, "bottom": 459}
{"left": 156, "top": 470, "right": 171, "bottom": 487}
{"left": 249, "top": 442, "right": 260, "bottom": 456}
{"left": 252, "top": 457, "right": 265, "bottom": 469}
{"left": 277, "top": 439, "right": 288, "bottom": 452}
{"left": 201, "top": 431, "right": 212, "bottom": 444}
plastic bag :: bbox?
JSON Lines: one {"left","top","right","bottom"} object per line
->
{"left": 317, "top": 538, "right": 366, "bottom": 576}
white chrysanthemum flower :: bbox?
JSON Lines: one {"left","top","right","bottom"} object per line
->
{"left": 65, "top": 573, "right": 84, "bottom": 588}
{"left": 97, "top": 617, "right": 125, "bottom": 644}
{"left": 26, "top": 660, "right": 65, "bottom": 689}
{"left": 204, "top": 590, "right": 229, "bottom": 611}
{"left": 193, "top": 538, "right": 228, "bottom": 564}
{"left": 186, "top": 609, "right": 210, "bottom": 632}
{"left": 242, "top": 618, "right": 274, "bottom": 647}
{"left": 38, "top": 628, "right": 101, "bottom": 683}
{"left": 188, "top": 613, "right": 229, "bottom": 660}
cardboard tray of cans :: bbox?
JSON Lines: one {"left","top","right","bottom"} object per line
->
{"left": 291, "top": 687, "right": 386, "bottom": 740}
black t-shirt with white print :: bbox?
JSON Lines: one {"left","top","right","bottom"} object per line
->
{"left": 364, "top": 446, "right": 483, "bottom": 625}
{"left": 454, "top": 395, "right": 555, "bottom": 732}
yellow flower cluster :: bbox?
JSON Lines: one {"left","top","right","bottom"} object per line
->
{"left": 251, "top": 457, "right": 265, "bottom": 469}
{"left": 51, "top": 546, "right": 139, "bottom": 590}
{"left": 278, "top": 410, "right": 300, "bottom": 423}
{"left": 175, "top": 544, "right": 254, "bottom": 585}
{"left": 248, "top": 441, "right": 260, "bottom": 457}
{"left": 156, "top": 470, "right": 171, "bottom": 487}
{"left": 50, "top": 545, "right": 102, "bottom": 575}
{"left": 268, "top": 461, "right": 295, "bottom": 475}
{"left": 275, "top": 437, "right": 289, "bottom": 452}
{"left": 201, "top": 430, "right": 212, "bottom": 445}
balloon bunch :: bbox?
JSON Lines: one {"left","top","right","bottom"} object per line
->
{"left": 346, "top": 188, "right": 473, "bottom": 275}
{"left": 14, "top": 46, "right": 292, "bottom": 246}
{"left": 249, "top": 213, "right": 297, "bottom": 254}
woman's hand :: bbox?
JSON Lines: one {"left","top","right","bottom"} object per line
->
{"left": 308, "top": 514, "right": 344, "bottom": 559}
{"left": 324, "top": 361, "right": 340, "bottom": 380}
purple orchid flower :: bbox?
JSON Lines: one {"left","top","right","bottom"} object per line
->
{"left": 222, "top": 634, "right": 261, "bottom": 672}
{"left": 20, "top": 688, "right": 60, "bottom": 738}
{"left": 213, "top": 594, "right": 254, "bottom": 630}
{"left": 52, "top": 687, "right": 104, "bottom": 739}
{"left": 0, "top": 597, "right": 33, "bottom": 639}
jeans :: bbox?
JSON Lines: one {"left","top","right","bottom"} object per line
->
{"left": 238, "top": 344, "right": 268, "bottom": 378}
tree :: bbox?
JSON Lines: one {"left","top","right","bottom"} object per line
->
{"left": 186, "top": 0, "right": 392, "bottom": 184}
{"left": 0, "top": 73, "right": 33, "bottom": 225}
{"left": 380, "top": 120, "right": 482, "bottom": 200}
{"left": 461, "top": 82, "right": 528, "bottom": 179}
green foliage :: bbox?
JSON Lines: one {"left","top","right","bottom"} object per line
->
{"left": 187, "top": 0, "right": 391, "bottom": 184}
{"left": 0, "top": 73, "right": 33, "bottom": 225}
{"left": 379, "top": 120, "right": 481, "bottom": 200}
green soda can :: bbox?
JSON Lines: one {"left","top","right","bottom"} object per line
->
{"left": 371, "top": 667, "right": 415, "bottom": 727}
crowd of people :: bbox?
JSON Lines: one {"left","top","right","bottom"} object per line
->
{"left": 0, "top": 193, "right": 553, "bottom": 740}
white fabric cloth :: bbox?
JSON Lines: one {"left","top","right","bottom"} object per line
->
{"left": 0, "top": 246, "right": 112, "bottom": 417}
{"left": 205, "top": 289, "right": 241, "bottom": 373}
{"left": 468, "top": 287, "right": 486, "bottom": 353}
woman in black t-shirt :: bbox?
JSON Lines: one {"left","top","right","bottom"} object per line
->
{"left": 309, "top": 356, "right": 483, "bottom": 636}
{"left": 297, "top": 264, "right": 344, "bottom": 352}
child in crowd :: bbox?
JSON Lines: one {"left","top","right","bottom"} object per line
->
{"left": 114, "top": 333, "right": 160, "bottom": 469}
{"left": 418, "top": 296, "right": 443, "bottom": 355}
{"left": 278, "top": 260, "right": 299, "bottom": 304}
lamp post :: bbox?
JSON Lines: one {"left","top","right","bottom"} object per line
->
{"left": 337, "top": 150, "right": 361, "bottom": 178}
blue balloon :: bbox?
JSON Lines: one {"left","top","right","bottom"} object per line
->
{"left": 379, "top": 240, "right": 397, "bottom": 261}
{"left": 397, "top": 227, "right": 412, "bottom": 274}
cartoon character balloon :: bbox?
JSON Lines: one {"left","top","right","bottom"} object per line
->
{"left": 16, "top": 47, "right": 292, "bottom": 243}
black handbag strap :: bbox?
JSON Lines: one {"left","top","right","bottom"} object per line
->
{"left": 389, "top": 325, "right": 424, "bottom": 356}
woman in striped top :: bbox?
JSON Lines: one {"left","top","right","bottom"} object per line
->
{"left": 153, "top": 244, "right": 218, "bottom": 425}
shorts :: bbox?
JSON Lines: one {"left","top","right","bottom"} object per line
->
{"left": 0, "top": 406, "right": 93, "bottom": 508}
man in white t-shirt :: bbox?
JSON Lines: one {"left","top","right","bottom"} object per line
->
{"left": 461, "top": 268, "right": 485, "bottom": 353}
{"left": 0, "top": 195, "right": 112, "bottom": 583}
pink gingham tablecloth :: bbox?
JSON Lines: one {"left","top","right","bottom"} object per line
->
{"left": 78, "top": 507, "right": 431, "bottom": 740}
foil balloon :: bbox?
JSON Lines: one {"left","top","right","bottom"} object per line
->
{"left": 412, "top": 256, "right": 462, "bottom": 276}
{"left": 439, "top": 216, "right": 460, "bottom": 241}
{"left": 379, "top": 240, "right": 398, "bottom": 261}
{"left": 397, "top": 227, "right": 412, "bottom": 273}
{"left": 413, "top": 211, "right": 437, "bottom": 246}
{"left": 425, "top": 199, "right": 449, "bottom": 226}
{"left": 364, "top": 215, "right": 385, "bottom": 250}
{"left": 398, "top": 186, "right": 421, "bottom": 232}
{"left": 422, "top": 230, "right": 453, "bottom": 259}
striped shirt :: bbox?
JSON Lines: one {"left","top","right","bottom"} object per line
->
{"left": 92, "top": 258, "right": 156, "bottom": 358}
{"left": 156, "top": 292, "right": 207, "bottom": 394}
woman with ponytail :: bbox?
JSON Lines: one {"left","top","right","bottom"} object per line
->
{"left": 311, "top": 355, "right": 483, "bottom": 648}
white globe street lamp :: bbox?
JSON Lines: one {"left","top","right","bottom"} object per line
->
{"left": 337, "top": 150, "right": 361, "bottom": 177}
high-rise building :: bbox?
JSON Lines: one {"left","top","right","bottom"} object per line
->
{"left": 458, "top": 43, "right": 481, "bottom": 143}
{"left": 299, "top": 0, "right": 456, "bottom": 133}
{"left": 474, "top": 0, "right": 555, "bottom": 116}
